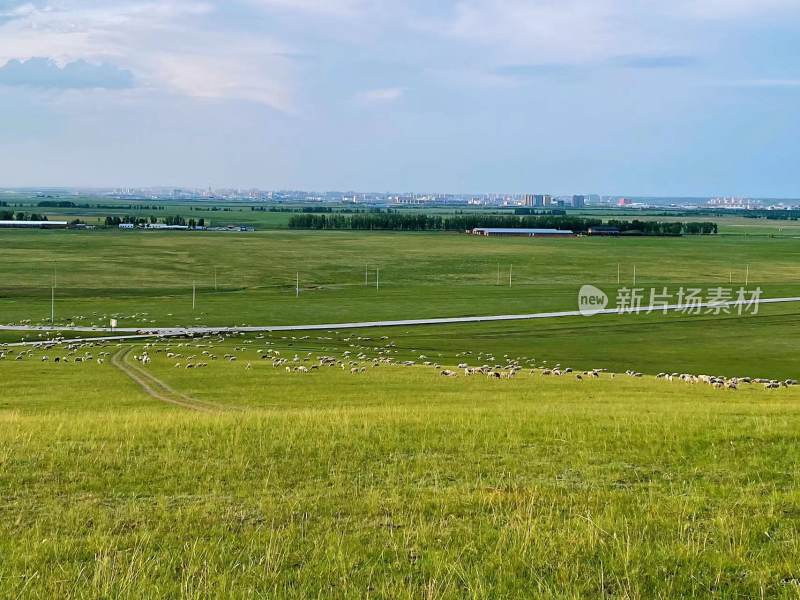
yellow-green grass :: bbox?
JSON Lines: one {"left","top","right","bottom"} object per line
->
{"left": 3, "top": 346, "right": 800, "bottom": 598}
{"left": 3, "top": 218, "right": 800, "bottom": 597}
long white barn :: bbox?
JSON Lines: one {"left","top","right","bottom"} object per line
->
{"left": 0, "top": 220, "right": 68, "bottom": 229}
{"left": 470, "top": 227, "right": 574, "bottom": 237}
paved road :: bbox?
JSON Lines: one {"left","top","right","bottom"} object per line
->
{"left": 3, "top": 296, "right": 799, "bottom": 347}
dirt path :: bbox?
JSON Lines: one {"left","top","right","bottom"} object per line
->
{"left": 111, "top": 348, "right": 224, "bottom": 413}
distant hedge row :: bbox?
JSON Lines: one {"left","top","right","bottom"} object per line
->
{"left": 606, "top": 219, "right": 717, "bottom": 235}
{"left": 0, "top": 211, "right": 49, "bottom": 221}
{"left": 288, "top": 213, "right": 718, "bottom": 235}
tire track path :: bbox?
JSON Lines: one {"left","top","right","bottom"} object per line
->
{"left": 111, "top": 348, "right": 225, "bottom": 412}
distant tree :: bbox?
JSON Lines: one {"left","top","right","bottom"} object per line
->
{"left": 37, "top": 200, "right": 76, "bottom": 208}
{"left": 165, "top": 215, "right": 186, "bottom": 226}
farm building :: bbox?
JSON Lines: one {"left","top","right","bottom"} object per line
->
{"left": 0, "top": 220, "right": 67, "bottom": 229}
{"left": 470, "top": 227, "right": 574, "bottom": 237}
{"left": 144, "top": 224, "right": 189, "bottom": 230}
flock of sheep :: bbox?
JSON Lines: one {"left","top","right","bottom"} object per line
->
{"left": 655, "top": 371, "right": 797, "bottom": 390}
{"left": 0, "top": 342, "right": 110, "bottom": 364}
{"left": 1, "top": 329, "right": 797, "bottom": 393}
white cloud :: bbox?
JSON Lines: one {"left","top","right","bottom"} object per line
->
{"left": 0, "top": 1, "right": 297, "bottom": 111}
{"left": 1, "top": 0, "right": 798, "bottom": 112}
{"left": 436, "top": 0, "right": 800, "bottom": 65}
{"left": 248, "top": 0, "right": 370, "bottom": 17}
{"left": 717, "top": 79, "right": 800, "bottom": 88}
{"left": 436, "top": 1, "right": 658, "bottom": 65}
{"left": 675, "top": 0, "right": 799, "bottom": 19}
{"left": 355, "top": 87, "right": 404, "bottom": 104}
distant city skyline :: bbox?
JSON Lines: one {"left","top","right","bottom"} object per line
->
{"left": 5, "top": 187, "right": 797, "bottom": 208}
{"left": 1, "top": 1, "right": 799, "bottom": 196}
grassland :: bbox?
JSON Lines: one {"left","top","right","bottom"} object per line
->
{"left": 3, "top": 227, "right": 800, "bottom": 597}
{"left": 3, "top": 229, "right": 800, "bottom": 378}
{"left": 3, "top": 338, "right": 800, "bottom": 598}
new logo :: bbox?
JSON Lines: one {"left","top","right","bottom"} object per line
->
{"left": 578, "top": 285, "right": 609, "bottom": 316}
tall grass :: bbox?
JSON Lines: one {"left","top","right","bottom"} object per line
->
{"left": 2, "top": 352, "right": 800, "bottom": 597}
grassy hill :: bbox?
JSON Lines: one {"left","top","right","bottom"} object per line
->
{"left": 2, "top": 338, "right": 800, "bottom": 597}
{"left": 3, "top": 228, "right": 800, "bottom": 596}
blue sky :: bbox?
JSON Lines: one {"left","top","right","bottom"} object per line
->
{"left": 0, "top": 0, "right": 799, "bottom": 196}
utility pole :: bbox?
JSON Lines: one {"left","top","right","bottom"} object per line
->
{"left": 745, "top": 264, "right": 750, "bottom": 286}
{"left": 509, "top": 264, "right": 513, "bottom": 288}
{"left": 497, "top": 263, "right": 500, "bottom": 286}
{"left": 365, "top": 264, "right": 368, "bottom": 287}
{"left": 51, "top": 268, "right": 56, "bottom": 323}
{"left": 376, "top": 268, "right": 380, "bottom": 291}
{"left": 214, "top": 267, "right": 217, "bottom": 291}
{"left": 617, "top": 263, "right": 620, "bottom": 285}
{"left": 296, "top": 272, "right": 300, "bottom": 297}
{"left": 192, "top": 281, "right": 196, "bottom": 311}
{"left": 633, "top": 264, "right": 636, "bottom": 287}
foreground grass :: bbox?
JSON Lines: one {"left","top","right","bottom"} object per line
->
{"left": 2, "top": 351, "right": 800, "bottom": 598}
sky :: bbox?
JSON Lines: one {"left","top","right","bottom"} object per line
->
{"left": 0, "top": 0, "right": 799, "bottom": 197}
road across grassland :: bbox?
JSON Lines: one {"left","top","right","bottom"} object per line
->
{"left": 3, "top": 296, "right": 800, "bottom": 347}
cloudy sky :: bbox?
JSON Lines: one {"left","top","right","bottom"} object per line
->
{"left": 0, "top": 0, "right": 798, "bottom": 196}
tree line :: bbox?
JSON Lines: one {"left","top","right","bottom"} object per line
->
{"left": 0, "top": 211, "right": 49, "bottom": 221}
{"left": 104, "top": 215, "right": 205, "bottom": 227}
{"left": 288, "top": 213, "right": 717, "bottom": 235}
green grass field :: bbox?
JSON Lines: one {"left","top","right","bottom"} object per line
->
{"left": 3, "top": 228, "right": 800, "bottom": 597}
{"left": 3, "top": 229, "right": 800, "bottom": 377}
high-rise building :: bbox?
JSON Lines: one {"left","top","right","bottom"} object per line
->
{"left": 572, "top": 195, "right": 586, "bottom": 208}
{"left": 534, "top": 194, "right": 552, "bottom": 207}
